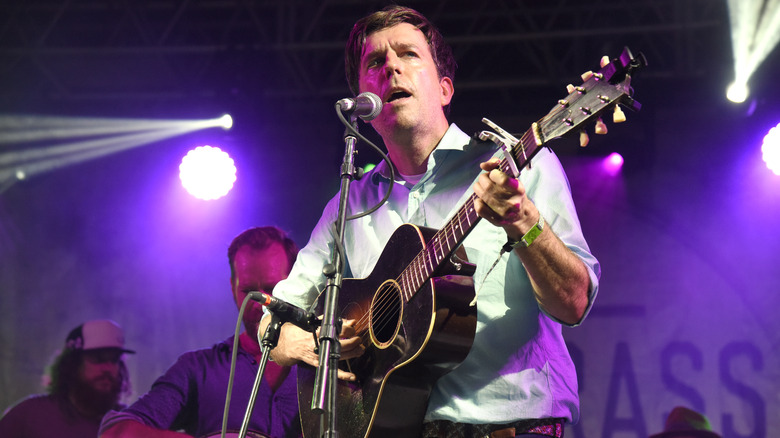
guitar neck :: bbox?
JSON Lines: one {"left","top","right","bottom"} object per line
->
{"left": 396, "top": 124, "right": 546, "bottom": 304}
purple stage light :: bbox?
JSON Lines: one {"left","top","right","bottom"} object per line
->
{"left": 179, "top": 145, "right": 237, "bottom": 200}
{"left": 762, "top": 123, "right": 780, "bottom": 176}
{"left": 603, "top": 152, "right": 624, "bottom": 176}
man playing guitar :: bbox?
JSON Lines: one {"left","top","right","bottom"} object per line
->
{"left": 263, "top": 5, "right": 602, "bottom": 438}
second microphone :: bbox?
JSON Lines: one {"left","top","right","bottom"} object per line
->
{"left": 251, "top": 292, "right": 319, "bottom": 333}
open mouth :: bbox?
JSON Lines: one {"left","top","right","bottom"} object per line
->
{"left": 387, "top": 90, "right": 411, "bottom": 103}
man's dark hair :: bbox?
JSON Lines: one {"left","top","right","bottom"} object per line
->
{"left": 345, "top": 5, "right": 457, "bottom": 115}
{"left": 228, "top": 226, "right": 299, "bottom": 280}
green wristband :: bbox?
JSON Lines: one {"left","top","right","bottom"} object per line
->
{"left": 520, "top": 215, "right": 545, "bottom": 247}
{"left": 502, "top": 215, "right": 545, "bottom": 252}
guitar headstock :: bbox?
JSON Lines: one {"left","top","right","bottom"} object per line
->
{"left": 537, "top": 46, "right": 646, "bottom": 144}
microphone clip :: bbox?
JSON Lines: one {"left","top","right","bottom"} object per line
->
{"left": 250, "top": 292, "right": 320, "bottom": 333}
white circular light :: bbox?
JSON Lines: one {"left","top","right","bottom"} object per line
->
{"left": 179, "top": 146, "right": 237, "bottom": 200}
{"left": 762, "top": 123, "right": 780, "bottom": 176}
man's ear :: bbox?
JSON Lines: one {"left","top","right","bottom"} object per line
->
{"left": 230, "top": 276, "right": 240, "bottom": 308}
{"left": 440, "top": 76, "right": 454, "bottom": 106}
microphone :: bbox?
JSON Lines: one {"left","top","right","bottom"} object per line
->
{"left": 337, "top": 92, "right": 383, "bottom": 121}
{"left": 250, "top": 292, "right": 319, "bottom": 333}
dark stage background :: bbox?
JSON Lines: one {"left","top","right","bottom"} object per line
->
{"left": 1, "top": 1, "right": 779, "bottom": 437}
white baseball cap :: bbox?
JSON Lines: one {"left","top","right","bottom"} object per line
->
{"left": 65, "top": 319, "right": 135, "bottom": 353}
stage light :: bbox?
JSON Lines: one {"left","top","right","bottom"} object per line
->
{"left": 726, "top": 0, "right": 780, "bottom": 103}
{"left": 762, "top": 123, "right": 780, "bottom": 176}
{"left": 726, "top": 81, "right": 749, "bottom": 104}
{"left": 218, "top": 114, "right": 233, "bottom": 130}
{"left": 603, "top": 152, "right": 624, "bottom": 176}
{"left": 179, "top": 146, "right": 237, "bottom": 200}
{"left": 0, "top": 114, "right": 233, "bottom": 185}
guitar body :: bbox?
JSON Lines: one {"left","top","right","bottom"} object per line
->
{"left": 298, "top": 223, "right": 478, "bottom": 438}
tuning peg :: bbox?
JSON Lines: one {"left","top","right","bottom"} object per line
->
{"left": 566, "top": 84, "right": 575, "bottom": 94}
{"left": 581, "top": 71, "right": 593, "bottom": 81}
{"left": 579, "top": 130, "right": 590, "bottom": 147}
{"left": 594, "top": 117, "right": 608, "bottom": 135}
{"left": 613, "top": 105, "right": 626, "bottom": 123}
{"left": 600, "top": 55, "right": 610, "bottom": 67}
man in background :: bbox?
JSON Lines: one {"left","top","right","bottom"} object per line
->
{"left": 100, "top": 226, "right": 302, "bottom": 438}
{"left": 0, "top": 319, "right": 134, "bottom": 438}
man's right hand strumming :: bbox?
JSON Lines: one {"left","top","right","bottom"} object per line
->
{"left": 262, "top": 314, "right": 364, "bottom": 381}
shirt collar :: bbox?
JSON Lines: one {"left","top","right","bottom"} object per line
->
{"left": 371, "top": 123, "right": 470, "bottom": 183}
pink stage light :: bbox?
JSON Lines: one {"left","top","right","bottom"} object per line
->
{"left": 762, "top": 123, "right": 780, "bottom": 176}
{"left": 603, "top": 152, "right": 624, "bottom": 176}
{"left": 179, "top": 145, "right": 237, "bottom": 200}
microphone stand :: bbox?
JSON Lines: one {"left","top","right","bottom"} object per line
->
{"left": 311, "top": 116, "right": 362, "bottom": 438}
{"left": 237, "top": 313, "right": 282, "bottom": 438}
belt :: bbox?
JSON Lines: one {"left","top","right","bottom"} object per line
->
{"left": 421, "top": 417, "right": 565, "bottom": 438}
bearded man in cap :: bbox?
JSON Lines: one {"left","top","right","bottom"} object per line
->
{"left": 0, "top": 319, "right": 134, "bottom": 438}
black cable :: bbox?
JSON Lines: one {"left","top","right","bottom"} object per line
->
{"left": 220, "top": 293, "right": 255, "bottom": 438}
{"left": 334, "top": 103, "right": 396, "bottom": 221}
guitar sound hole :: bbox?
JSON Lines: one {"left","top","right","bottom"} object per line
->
{"left": 369, "top": 281, "right": 402, "bottom": 347}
